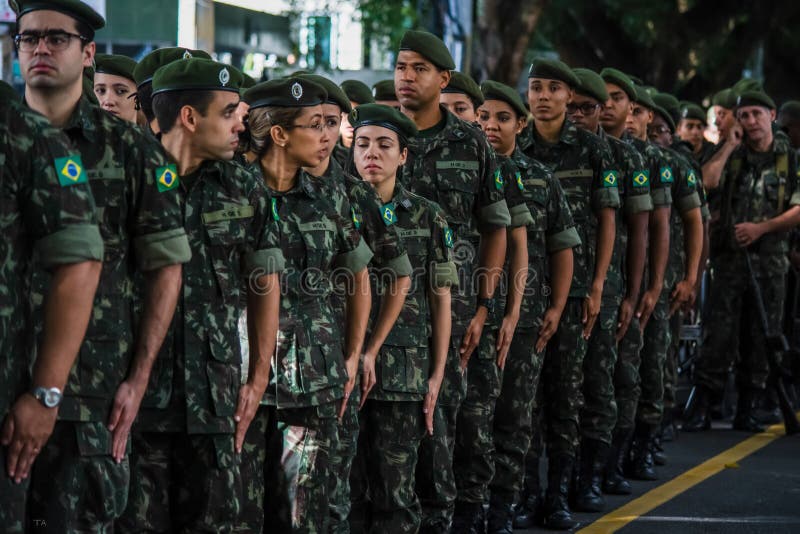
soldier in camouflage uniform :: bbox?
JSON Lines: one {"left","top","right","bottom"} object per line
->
{"left": 568, "top": 68, "right": 653, "bottom": 513}
{"left": 0, "top": 97, "right": 104, "bottom": 534}
{"left": 115, "top": 59, "right": 283, "bottom": 533}
{"left": 685, "top": 90, "right": 800, "bottom": 432}
{"left": 14, "top": 3, "right": 192, "bottom": 531}
{"left": 373, "top": 79, "right": 400, "bottom": 111}
{"left": 241, "top": 77, "right": 373, "bottom": 533}
{"left": 440, "top": 71, "right": 484, "bottom": 123}
{"left": 335, "top": 79, "right": 374, "bottom": 169}
{"left": 452, "top": 81, "right": 534, "bottom": 532}
{"left": 346, "top": 103, "right": 457, "bottom": 533}
{"left": 516, "top": 58, "right": 619, "bottom": 530}
{"left": 293, "top": 74, "right": 413, "bottom": 534}
{"left": 394, "top": 31, "right": 512, "bottom": 533}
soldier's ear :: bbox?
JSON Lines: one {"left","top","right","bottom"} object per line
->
{"left": 271, "top": 124, "right": 290, "bottom": 148}
{"left": 82, "top": 42, "right": 96, "bottom": 69}
{"left": 180, "top": 105, "right": 199, "bottom": 133}
{"left": 439, "top": 69, "right": 451, "bottom": 91}
{"left": 398, "top": 146, "right": 408, "bottom": 166}
{"left": 769, "top": 109, "right": 777, "bottom": 122}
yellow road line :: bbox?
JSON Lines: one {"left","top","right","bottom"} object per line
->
{"left": 577, "top": 418, "right": 795, "bottom": 534}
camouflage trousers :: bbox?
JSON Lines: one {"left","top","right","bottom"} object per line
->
{"left": 29, "top": 420, "right": 129, "bottom": 534}
{"left": 488, "top": 329, "right": 540, "bottom": 501}
{"left": 636, "top": 291, "right": 671, "bottom": 427}
{"left": 0, "top": 447, "right": 27, "bottom": 534}
{"left": 614, "top": 316, "right": 644, "bottom": 431}
{"left": 454, "top": 329, "right": 502, "bottom": 504}
{"left": 236, "top": 405, "right": 274, "bottom": 534}
{"left": 329, "top": 393, "right": 360, "bottom": 533}
{"left": 416, "top": 334, "right": 466, "bottom": 532}
{"left": 663, "top": 311, "right": 683, "bottom": 415}
{"left": 117, "top": 430, "right": 240, "bottom": 533}
{"left": 695, "top": 263, "right": 783, "bottom": 394}
{"left": 580, "top": 305, "right": 619, "bottom": 445}
{"left": 355, "top": 399, "right": 427, "bottom": 533}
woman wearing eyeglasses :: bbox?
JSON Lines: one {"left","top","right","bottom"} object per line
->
{"left": 237, "top": 77, "right": 373, "bottom": 533}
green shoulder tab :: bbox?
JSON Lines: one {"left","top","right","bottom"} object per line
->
{"left": 633, "top": 170, "right": 649, "bottom": 187}
{"left": 155, "top": 165, "right": 179, "bottom": 192}
{"left": 55, "top": 155, "right": 88, "bottom": 187}
{"left": 381, "top": 202, "right": 397, "bottom": 226}
{"left": 515, "top": 171, "right": 525, "bottom": 191}
{"left": 659, "top": 166, "right": 674, "bottom": 183}
{"left": 271, "top": 197, "right": 280, "bottom": 221}
{"left": 351, "top": 206, "right": 360, "bottom": 229}
{"left": 602, "top": 170, "right": 619, "bottom": 188}
{"left": 494, "top": 168, "right": 504, "bottom": 191}
{"left": 443, "top": 227, "right": 455, "bottom": 248}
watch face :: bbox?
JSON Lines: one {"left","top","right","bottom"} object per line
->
{"left": 43, "top": 389, "right": 62, "bottom": 408}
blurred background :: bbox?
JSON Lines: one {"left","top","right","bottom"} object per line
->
{"left": 2, "top": 0, "right": 798, "bottom": 105}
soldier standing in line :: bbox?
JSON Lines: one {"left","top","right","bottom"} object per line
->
{"left": 92, "top": 53, "right": 138, "bottom": 124}
{"left": 373, "top": 79, "right": 401, "bottom": 111}
{"left": 336, "top": 79, "right": 375, "bottom": 167}
{"left": 440, "top": 71, "right": 484, "bottom": 123}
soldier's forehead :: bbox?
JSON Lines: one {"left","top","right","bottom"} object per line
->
{"left": 18, "top": 10, "right": 78, "bottom": 30}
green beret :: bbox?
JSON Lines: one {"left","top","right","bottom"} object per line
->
{"left": 528, "top": 58, "right": 579, "bottom": 87}
{"left": 652, "top": 92, "right": 680, "bottom": 128}
{"left": 712, "top": 88, "right": 737, "bottom": 109}
{"left": 632, "top": 84, "right": 656, "bottom": 110}
{"left": 94, "top": 54, "right": 137, "bottom": 84}
{"left": 349, "top": 103, "right": 418, "bottom": 141}
{"left": 443, "top": 71, "right": 484, "bottom": 106}
{"left": 399, "top": 30, "right": 455, "bottom": 70}
{"left": 680, "top": 102, "right": 707, "bottom": 124}
{"left": 777, "top": 101, "right": 800, "bottom": 125}
{"left": 628, "top": 74, "right": 644, "bottom": 86}
{"left": 572, "top": 68, "right": 609, "bottom": 103}
{"left": 736, "top": 90, "right": 776, "bottom": 110}
{"left": 152, "top": 58, "right": 243, "bottom": 96}
{"left": 244, "top": 77, "right": 327, "bottom": 110}
{"left": 480, "top": 80, "right": 527, "bottom": 118}
{"left": 732, "top": 78, "right": 763, "bottom": 95}
{"left": 340, "top": 80, "right": 374, "bottom": 105}
{"left": 599, "top": 68, "right": 636, "bottom": 101}
{"left": 372, "top": 79, "right": 396, "bottom": 102}
{"left": 241, "top": 73, "right": 257, "bottom": 90}
{"left": 297, "top": 74, "right": 352, "bottom": 113}
{"left": 0, "top": 80, "right": 19, "bottom": 102}
{"left": 134, "top": 47, "right": 212, "bottom": 87}
{"left": 13, "top": 0, "right": 104, "bottom": 31}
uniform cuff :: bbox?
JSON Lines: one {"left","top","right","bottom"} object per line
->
{"left": 35, "top": 224, "right": 104, "bottom": 268}
{"left": 479, "top": 200, "right": 512, "bottom": 228}
{"left": 431, "top": 261, "right": 459, "bottom": 288}
{"left": 134, "top": 228, "right": 192, "bottom": 271}
{"left": 381, "top": 252, "right": 413, "bottom": 278}
{"left": 676, "top": 191, "right": 701, "bottom": 214}
{"left": 509, "top": 203, "right": 535, "bottom": 228}
{"left": 651, "top": 187, "right": 673, "bottom": 207}
{"left": 592, "top": 188, "right": 621, "bottom": 210}
{"left": 243, "top": 247, "right": 286, "bottom": 275}
{"left": 624, "top": 193, "right": 654, "bottom": 215}
{"left": 546, "top": 227, "right": 581, "bottom": 253}
{"left": 335, "top": 237, "right": 373, "bottom": 273}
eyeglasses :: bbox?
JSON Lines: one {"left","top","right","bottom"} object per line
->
{"left": 649, "top": 125, "right": 671, "bottom": 135}
{"left": 14, "top": 31, "right": 89, "bottom": 52}
{"left": 566, "top": 102, "right": 600, "bottom": 115}
{"left": 287, "top": 122, "right": 325, "bottom": 132}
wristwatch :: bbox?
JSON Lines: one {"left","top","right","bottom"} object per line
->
{"left": 30, "top": 386, "right": 63, "bottom": 408}
{"left": 476, "top": 297, "right": 496, "bottom": 314}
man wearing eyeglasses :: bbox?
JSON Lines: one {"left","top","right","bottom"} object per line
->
{"left": 12, "top": 0, "right": 191, "bottom": 531}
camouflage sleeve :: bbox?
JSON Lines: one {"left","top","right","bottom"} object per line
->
{"left": 20, "top": 118, "right": 104, "bottom": 267}
{"left": 647, "top": 146, "right": 673, "bottom": 207}
{"left": 623, "top": 148, "right": 653, "bottom": 215}
{"left": 130, "top": 133, "right": 191, "bottom": 271}
{"left": 475, "top": 136, "right": 512, "bottom": 228}
{"left": 350, "top": 180, "right": 412, "bottom": 277}
{"left": 545, "top": 174, "right": 581, "bottom": 253}
{"left": 788, "top": 150, "right": 800, "bottom": 207}
{"left": 591, "top": 140, "right": 621, "bottom": 211}
{"left": 673, "top": 161, "right": 702, "bottom": 214}
{"left": 502, "top": 158, "right": 534, "bottom": 228}
{"left": 243, "top": 181, "right": 285, "bottom": 275}
{"left": 428, "top": 203, "right": 459, "bottom": 288}
{"left": 333, "top": 188, "right": 373, "bottom": 272}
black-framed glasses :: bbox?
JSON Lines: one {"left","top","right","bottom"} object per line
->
{"left": 649, "top": 125, "right": 671, "bottom": 136}
{"left": 566, "top": 102, "right": 600, "bottom": 115}
{"left": 14, "top": 31, "right": 89, "bottom": 52}
{"left": 286, "top": 122, "right": 325, "bottom": 132}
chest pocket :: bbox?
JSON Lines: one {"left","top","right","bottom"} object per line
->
{"left": 202, "top": 204, "right": 253, "bottom": 302}
{"left": 298, "top": 219, "right": 338, "bottom": 295}
{"left": 395, "top": 228, "right": 431, "bottom": 336}
{"left": 88, "top": 166, "right": 126, "bottom": 253}
{"left": 524, "top": 182, "right": 549, "bottom": 258}
{"left": 435, "top": 160, "right": 478, "bottom": 228}
{"left": 554, "top": 168, "right": 593, "bottom": 222}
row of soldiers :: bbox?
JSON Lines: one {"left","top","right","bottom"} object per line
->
{"left": 3, "top": 0, "right": 800, "bottom": 533}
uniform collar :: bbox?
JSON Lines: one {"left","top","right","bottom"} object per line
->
{"left": 62, "top": 95, "right": 100, "bottom": 144}
{"left": 390, "top": 182, "right": 414, "bottom": 210}
{"left": 511, "top": 145, "right": 531, "bottom": 169}
{"left": 528, "top": 118, "right": 579, "bottom": 146}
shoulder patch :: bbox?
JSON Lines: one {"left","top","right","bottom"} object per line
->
{"left": 155, "top": 165, "right": 179, "bottom": 192}
{"left": 351, "top": 206, "right": 360, "bottom": 229}
{"left": 633, "top": 170, "right": 650, "bottom": 187}
{"left": 516, "top": 171, "right": 525, "bottom": 191}
{"left": 381, "top": 202, "right": 397, "bottom": 226}
{"left": 443, "top": 227, "right": 454, "bottom": 248}
{"left": 602, "top": 170, "right": 618, "bottom": 188}
{"left": 687, "top": 171, "right": 697, "bottom": 186}
{"left": 494, "top": 168, "right": 504, "bottom": 191}
{"left": 55, "top": 155, "right": 88, "bottom": 187}
{"left": 659, "top": 166, "right": 674, "bottom": 183}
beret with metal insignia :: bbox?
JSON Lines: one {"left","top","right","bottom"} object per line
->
{"left": 372, "top": 79, "right": 397, "bottom": 102}
{"left": 572, "top": 68, "right": 609, "bottom": 103}
{"left": 480, "top": 80, "right": 528, "bottom": 118}
{"left": 297, "top": 73, "right": 352, "bottom": 113}
{"left": 399, "top": 30, "right": 455, "bottom": 70}
{"left": 94, "top": 54, "right": 137, "bottom": 84}
{"left": 349, "top": 103, "right": 418, "bottom": 141}
{"left": 651, "top": 92, "right": 679, "bottom": 131}
{"left": 443, "top": 71, "right": 484, "bottom": 106}
{"left": 712, "top": 88, "right": 738, "bottom": 110}
{"left": 736, "top": 90, "right": 776, "bottom": 110}
{"left": 13, "top": 0, "right": 105, "bottom": 31}
{"left": 599, "top": 68, "right": 637, "bottom": 101}
{"left": 680, "top": 102, "right": 707, "bottom": 124}
{"left": 632, "top": 84, "right": 656, "bottom": 110}
{"left": 528, "top": 57, "right": 579, "bottom": 88}
{"left": 134, "top": 47, "right": 212, "bottom": 87}
{"left": 244, "top": 77, "right": 328, "bottom": 110}
{"left": 151, "top": 58, "right": 243, "bottom": 96}
{"left": 341, "top": 80, "right": 375, "bottom": 105}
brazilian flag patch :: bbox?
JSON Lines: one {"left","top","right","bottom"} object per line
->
{"left": 659, "top": 166, "right": 674, "bottom": 183}
{"left": 687, "top": 171, "right": 697, "bottom": 186}
{"left": 633, "top": 170, "right": 649, "bottom": 188}
{"left": 271, "top": 197, "right": 280, "bottom": 221}
{"left": 516, "top": 171, "right": 525, "bottom": 192}
{"left": 603, "top": 170, "right": 618, "bottom": 188}
{"left": 54, "top": 156, "right": 87, "bottom": 187}
{"left": 351, "top": 206, "right": 360, "bottom": 229}
{"left": 494, "top": 168, "right": 504, "bottom": 191}
{"left": 443, "top": 227, "right": 454, "bottom": 248}
{"left": 156, "top": 165, "right": 179, "bottom": 192}
{"left": 381, "top": 202, "right": 397, "bottom": 226}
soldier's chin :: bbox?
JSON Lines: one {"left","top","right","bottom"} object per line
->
{"left": 26, "top": 75, "right": 62, "bottom": 89}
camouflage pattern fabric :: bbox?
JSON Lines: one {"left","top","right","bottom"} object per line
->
{"left": 614, "top": 316, "right": 644, "bottom": 431}
{"left": 663, "top": 311, "right": 683, "bottom": 415}
{"left": 581, "top": 306, "right": 620, "bottom": 445}
{"left": 0, "top": 100, "right": 103, "bottom": 534}
{"left": 235, "top": 405, "right": 270, "bottom": 533}
{"left": 332, "top": 142, "right": 350, "bottom": 169}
